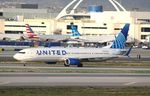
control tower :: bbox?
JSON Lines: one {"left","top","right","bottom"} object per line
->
{"left": 55, "top": 0, "right": 127, "bottom": 20}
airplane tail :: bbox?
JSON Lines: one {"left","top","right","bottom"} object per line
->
{"left": 25, "top": 24, "right": 39, "bottom": 38}
{"left": 110, "top": 23, "right": 130, "bottom": 49}
{"left": 70, "top": 23, "right": 81, "bottom": 37}
{"left": 25, "top": 24, "right": 34, "bottom": 34}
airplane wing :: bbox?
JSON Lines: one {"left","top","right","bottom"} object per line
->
{"left": 61, "top": 54, "right": 118, "bottom": 62}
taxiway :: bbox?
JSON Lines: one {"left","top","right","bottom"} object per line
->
{"left": 0, "top": 73, "right": 150, "bottom": 87}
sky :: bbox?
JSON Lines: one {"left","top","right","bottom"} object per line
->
{"left": 0, "top": 0, "right": 150, "bottom": 11}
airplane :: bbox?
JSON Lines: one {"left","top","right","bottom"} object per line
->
{"left": 0, "top": 24, "right": 37, "bottom": 41}
{"left": 13, "top": 23, "right": 130, "bottom": 67}
{"left": 0, "top": 24, "right": 39, "bottom": 41}
{"left": 70, "top": 23, "right": 115, "bottom": 43}
{"left": 24, "top": 24, "right": 70, "bottom": 41}
{"left": 0, "top": 33, "right": 23, "bottom": 41}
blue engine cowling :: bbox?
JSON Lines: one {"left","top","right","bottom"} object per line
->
{"left": 65, "top": 58, "right": 80, "bottom": 66}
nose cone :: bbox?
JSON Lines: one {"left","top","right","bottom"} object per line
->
{"left": 13, "top": 54, "right": 21, "bottom": 61}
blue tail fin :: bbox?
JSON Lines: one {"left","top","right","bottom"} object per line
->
{"left": 70, "top": 23, "right": 81, "bottom": 37}
{"left": 110, "top": 23, "right": 130, "bottom": 49}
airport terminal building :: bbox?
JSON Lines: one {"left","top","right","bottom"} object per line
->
{"left": 0, "top": 1, "right": 150, "bottom": 44}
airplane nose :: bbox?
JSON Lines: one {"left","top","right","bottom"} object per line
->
{"left": 13, "top": 54, "right": 20, "bottom": 61}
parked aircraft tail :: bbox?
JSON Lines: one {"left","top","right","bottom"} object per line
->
{"left": 25, "top": 24, "right": 39, "bottom": 38}
{"left": 110, "top": 23, "right": 130, "bottom": 49}
{"left": 70, "top": 23, "right": 81, "bottom": 37}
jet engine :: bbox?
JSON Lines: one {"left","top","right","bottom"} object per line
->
{"left": 64, "top": 58, "right": 82, "bottom": 67}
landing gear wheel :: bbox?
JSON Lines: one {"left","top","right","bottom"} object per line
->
{"left": 77, "top": 63, "right": 83, "bottom": 67}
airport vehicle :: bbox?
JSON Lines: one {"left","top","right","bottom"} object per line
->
{"left": 13, "top": 23, "right": 130, "bottom": 67}
{"left": 25, "top": 24, "right": 70, "bottom": 41}
{"left": 70, "top": 23, "right": 115, "bottom": 43}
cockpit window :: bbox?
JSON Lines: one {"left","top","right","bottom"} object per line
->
{"left": 19, "top": 52, "right": 26, "bottom": 54}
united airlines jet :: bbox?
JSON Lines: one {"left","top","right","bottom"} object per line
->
{"left": 13, "top": 24, "right": 130, "bottom": 67}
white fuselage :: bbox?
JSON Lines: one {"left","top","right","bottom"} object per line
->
{"left": 37, "top": 34, "right": 70, "bottom": 41}
{"left": 13, "top": 47, "right": 126, "bottom": 62}
{"left": 0, "top": 34, "right": 23, "bottom": 40}
{"left": 71, "top": 35, "right": 115, "bottom": 43}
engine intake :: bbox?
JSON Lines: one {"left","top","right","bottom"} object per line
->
{"left": 64, "top": 58, "right": 80, "bottom": 66}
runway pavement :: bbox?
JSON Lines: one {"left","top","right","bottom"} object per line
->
{"left": 0, "top": 73, "right": 150, "bottom": 87}
{"left": 0, "top": 48, "right": 150, "bottom": 87}
{"left": 1, "top": 65, "right": 150, "bottom": 71}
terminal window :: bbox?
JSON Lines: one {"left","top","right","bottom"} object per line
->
{"left": 141, "top": 35, "right": 147, "bottom": 39}
{"left": 0, "top": 12, "right": 3, "bottom": 16}
{"left": 141, "top": 27, "right": 150, "bottom": 32}
{"left": 5, "top": 25, "right": 46, "bottom": 28}
{"left": 82, "top": 27, "right": 107, "bottom": 29}
{"left": 67, "top": 25, "right": 78, "bottom": 30}
{"left": 5, "top": 31, "right": 23, "bottom": 34}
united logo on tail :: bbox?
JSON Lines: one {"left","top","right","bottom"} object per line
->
{"left": 110, "top": 23, "right": 130, "bottom": 49}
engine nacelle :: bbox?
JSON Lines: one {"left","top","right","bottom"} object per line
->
{"left": 65, "top": 58, "right": 80, "bottom": 66}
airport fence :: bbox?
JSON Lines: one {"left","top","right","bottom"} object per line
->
{"left": 0, "top": 41, "right": 61, "bottom": 47}
{"left": 0, "top": 41, "right": 61, "bottom": 51}
{"left": 0, "top": 41, "right": 32, "bottom": 46}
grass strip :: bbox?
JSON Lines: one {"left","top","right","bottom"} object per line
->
{"left": 0, "top": 67, "right": 150, "bottom": 74}
{"left": 0, "top": 87, "right": 150, "bottom": 96}
{"left": 1, "top": 61, "right": 150, "bottom": 67}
